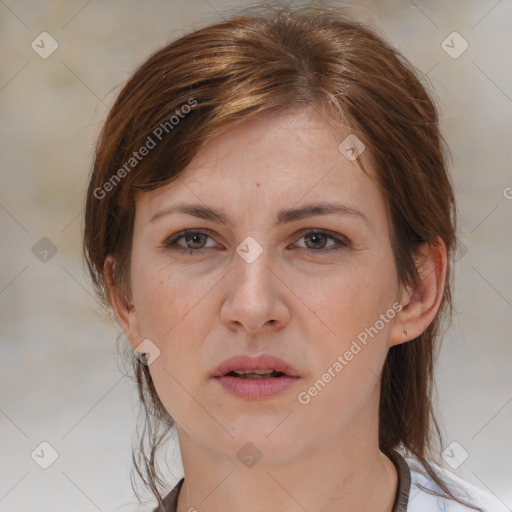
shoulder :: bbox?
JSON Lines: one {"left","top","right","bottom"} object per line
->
{"left": 404, "top": 455, "right": 509, "bottom": 512}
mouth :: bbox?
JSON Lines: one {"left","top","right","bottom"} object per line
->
{"left": 213, "top": 367, "right": 300, "bottom": 400}
{"left": 224, "top": 369, "right": 287, "bottom": 379}
{"left": 210, "top": 353, "right": 301, "bottom": 379}
{"left": 210, "top": 353, "right": 301, "bottom": 399}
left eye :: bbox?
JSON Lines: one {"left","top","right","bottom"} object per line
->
{"left": 163, "top": 229, "right": 348, "bottom": 254}
{"left": 295, "top": 230, "right": 347, "bottom": 251}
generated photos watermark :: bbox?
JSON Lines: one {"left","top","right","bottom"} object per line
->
{"left": 93, "top": 97, "right": 197, "bottom": 200}
{"left": 297, "top": 301, "right": 403, "bottom": 405}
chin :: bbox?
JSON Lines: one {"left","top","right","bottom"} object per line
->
{"left": 227, "top": 418, "right": 298, "bottom": 447}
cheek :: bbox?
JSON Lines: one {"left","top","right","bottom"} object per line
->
{"left": 303, "top": 260, "right": 396, "bottom": 334}
{"left": 131, "top": 260, "right": 214, "bottom": 422}
{"left": 130, "top": 240, "right": 197, "bottom": 334}
{"left": 130, "top": 252, "right": 221, "bottom": 368}
{"left": 292, "top": 250, "right": 399, "bottom": 375}
{"left": 291, "top": 256, "right": 398, "bottom": 427}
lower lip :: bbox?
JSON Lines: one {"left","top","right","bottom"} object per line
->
{"left": 213, "top": 375, "right": 300, "bottom": 400}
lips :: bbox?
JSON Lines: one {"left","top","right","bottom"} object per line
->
{"left": 211, "top": 353, "right": 301, "bottom": 378}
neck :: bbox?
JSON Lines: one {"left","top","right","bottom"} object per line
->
{"left": 175, "top": 401, "right": 398, "bottom": 512}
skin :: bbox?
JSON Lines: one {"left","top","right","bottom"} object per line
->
{"left": 105, "top": 106, "right": 447, "bottom": 512}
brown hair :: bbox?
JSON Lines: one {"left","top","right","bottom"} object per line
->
{"left": 83, "top": 3, "right": 482, "bottom": 510}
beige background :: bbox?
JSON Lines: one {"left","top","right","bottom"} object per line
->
{"left": 1, "top": 1, "right": 511, "bottom": 511}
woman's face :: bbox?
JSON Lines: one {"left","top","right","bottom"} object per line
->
{"left": 117, "top": 108, "right": 409, "bottom": 462}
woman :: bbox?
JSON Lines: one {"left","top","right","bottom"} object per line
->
{"left": 82, "top": 3, "right": 507, "bottom": 511}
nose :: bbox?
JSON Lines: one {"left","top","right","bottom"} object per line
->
{"left": 219, "top": 246, "right": 290, "bottom": 334}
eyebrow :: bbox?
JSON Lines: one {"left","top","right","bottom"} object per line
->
{"left": 150, "top": 201, "right": 370, "bottom": 227}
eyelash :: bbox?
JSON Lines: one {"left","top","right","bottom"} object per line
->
{"left": 162, "top": 229, "right": 349, "bottom": 255}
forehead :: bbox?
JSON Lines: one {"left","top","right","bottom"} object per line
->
{"left": 187, "top": 108, "right": 348, "bottom": 178}
{"left": 134, "top": 108, "right": 387, "bottom": 229}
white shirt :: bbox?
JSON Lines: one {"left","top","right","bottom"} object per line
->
{"left": 404, "top": 453, "right": 510, "bottom": 511}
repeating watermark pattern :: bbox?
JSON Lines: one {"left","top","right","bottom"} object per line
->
{"left": 441, "top": 441, "right": 469, "bottom": 469}
{"left": 441, "top": 31, "right": 469, "bottom": 59}
{"left": 31, "top": 32, "right": 59, "bottom": 59}
{"left": 31, "top": 441, "right": 59, "bottom": 469}
{"left": 93, "top": 97, "right": 197, "bottom": 200}
{"left": 134, "top": 338, "right": 161, "bottom": 366}
{"left": 236, "top": 236, "right": 264, "bottom": 263}
{"left": 454, "top": 239, "right": 468, "bottom": 263}
{"left": 32, "top": 237, "right": 58, "bottom": 263}
{"left": 297, "top": 302, "right": 403, "bottom": 405}
{"left": 338, "top": 134, "right": 366, "bottom": 161}
{"left": 0, "top": 3, "right": 508, "bottom": 510}
{"left": 237, "top": 442, "right": 263, "bottom": 468}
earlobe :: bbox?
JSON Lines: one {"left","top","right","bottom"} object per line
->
{"left": 103, "top": 255, "right": 141, "bottom": 351}
{"left": 389, "top": 238, "right": 447, "bottom": 347}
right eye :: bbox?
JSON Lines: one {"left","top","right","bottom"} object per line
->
{"left": 163, "top": 230, "right": 218, "bottom": 254}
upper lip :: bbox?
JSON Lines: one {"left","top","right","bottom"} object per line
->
{"left": 211, "top": 353, "right": 301, "bottom": 378}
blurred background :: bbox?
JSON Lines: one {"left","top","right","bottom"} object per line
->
{"left": 1, "top": 1, "right": 511, "bottom": 511}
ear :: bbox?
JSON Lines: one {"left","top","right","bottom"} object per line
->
{"left": 389, "top": 237, "right": 447, "bottom": 347}
{"left": 104, "top": 254, "right": 142, "bottom": 352}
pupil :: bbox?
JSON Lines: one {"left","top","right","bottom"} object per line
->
{"left": 307, "top": 233, "right": 325, "bottom": 249}
{"left": 187, "top": 233, "right": 204, "bottom": 248}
